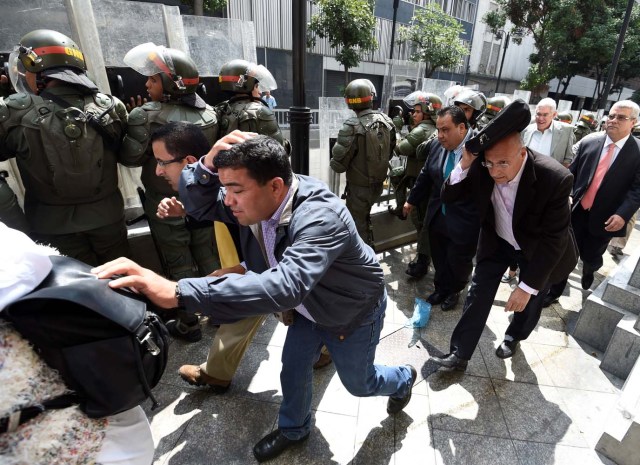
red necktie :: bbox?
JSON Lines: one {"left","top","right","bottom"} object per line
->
{"left": 581, "top": 143, "right": 616, "bottom": 210}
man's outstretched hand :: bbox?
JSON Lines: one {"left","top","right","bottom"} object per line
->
{"left": 92, "top": 257, "right": 178, "bottom": 309}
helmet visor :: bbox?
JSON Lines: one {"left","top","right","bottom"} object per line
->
{"left": 124, "top": 43, "right": 177, "bottom": 78}
{"left": 8, "top": 50, "right": 31, "bottom": 94}
{"left": 248, "top": 64, "right": 277, "bottom": 92}
{"left": 403, "top": 91, "right": 429, "bottom": 110}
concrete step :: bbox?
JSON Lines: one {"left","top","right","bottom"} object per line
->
{"left": 601, "top": 314, "right": 640, "bottom": 379}
{"left": 573, "top": 282, "right": 632, "bottom": 352}
{"left": 595, "top": 357, "right": 640, "bottom": 465}
{"left": 602, "top": 252, "right": 640, "bottom": 315}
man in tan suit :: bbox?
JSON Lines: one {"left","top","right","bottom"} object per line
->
{"left": 522, "top": 98, "right": 575, "bottom": 166}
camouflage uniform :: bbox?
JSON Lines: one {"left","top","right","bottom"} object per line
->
{"left": 123, "top": 100, "right": 220, "bottom": 280}
{"left": 394, "top": 120, "right": 437, "bottom": 257}
{"left": 331, "top": 108, "right": 395, "bottom": 246}
{"left": 0, "top": 86, "right": 134, "bottom": 264}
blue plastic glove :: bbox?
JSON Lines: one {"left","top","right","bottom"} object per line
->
{"left": 405, "top": 297, "right": 431, "bottom": 328}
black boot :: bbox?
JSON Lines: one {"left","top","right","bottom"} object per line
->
{"left": 405, "top": 253, "right": 430, "bottom": 278}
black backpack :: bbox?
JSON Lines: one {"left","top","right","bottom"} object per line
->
{"left": 2, "top": 255, "right": 169, "bottom": 419}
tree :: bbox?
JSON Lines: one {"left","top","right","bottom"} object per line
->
{"left": 181, "top": 0, "right": 227, "bottom": 16}
{"left": 487, "top": 0, "right": 640, "bottom": 103}
{"left": 307, "top": 0, "right": 378, "bottom": 87}
{"left": 397, "top": 3, "right": 468, "bottom": 79}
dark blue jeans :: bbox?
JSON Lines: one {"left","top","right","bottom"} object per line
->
{"left": 278, "top": 291, "right": 412, "bottom": 439}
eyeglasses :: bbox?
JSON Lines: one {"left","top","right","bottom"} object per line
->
{"left": 606, "top": 114, "right": 634, "bottom": 121}
{"left": 481, "top": 160, "right": 511, "bottom": 169}
{"left": 155, "top": 157, "right": 185, "bottom": 167}
{"left": 481, "top": 148, "right": 524, "bottom": 170}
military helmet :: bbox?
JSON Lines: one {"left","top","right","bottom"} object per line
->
{"left": 453, "top": 88, "right": 487, "bottom": 124}
{"left": 403, "top": 91, "right": 443, "bottom": 119}
{"left": 218, "top": 59, "right": 277, "bottom": 94}
{"left": 124, "top": 43, "right": 199, "bottom": 97}
{"left": 556, "top": 112, "right": 573, "bottom": 124}
{"left": 14, "top": 29, "right": 87, "bottom": 73}
{"left": 344, "top": 79, "right": 376, "bottom": 110}
{"left": 577, "top": 112, "right": 597, "bottom": 130}
{"left": 484, "top": 96, "right": 511, "bottom": 121}
{"left": 8, "top": 29, "right": 98, "bottom": 93}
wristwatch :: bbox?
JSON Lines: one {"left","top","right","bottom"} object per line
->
{"left": 174, "top": 283, "right": 185, "bottom": 308}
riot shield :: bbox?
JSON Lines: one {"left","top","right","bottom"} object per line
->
{"left": 317, "top": 97, "right": 354, "bottom": 193}
{"left": 380, "top": 59, "right": 424, "bottom": 115}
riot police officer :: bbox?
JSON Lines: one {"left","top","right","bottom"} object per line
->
{"left": 330, "top": 79, "right": 395, "bottom": 247}
{"left": 122, "top": 42, "right": 220, "bottom": 342}
{"left": 556, "top": 111, "right": 573, "bottom": 124}
{"left": 392, "top": 91, "right": 442, "bottom": 278}
{"left": 477, "top": 95, "right": 511, "bottom": 129}
{"left": 453, "top": 88, "right": 487, "bottom": 129}
{"left": 0, "top": 29, "right": 134, "bottom": 264}
{"left": 216, "top": 59, "right": 287, "bottom": 147}
{"left": 573, "top": 112, "right": 597, "bottom": 142}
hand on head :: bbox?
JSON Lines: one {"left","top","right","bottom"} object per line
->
{"left": 203, "top": 130, "right": 259, "bottom": 169}
{"left": 91, "top": 257, "right": 178, "bottom": 309}
{"left": 460, "top": 146, "right": 475, "bottom": 170}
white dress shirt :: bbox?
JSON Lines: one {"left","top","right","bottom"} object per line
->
{"left": 529, "top": 124, "right": 553, "bottom": 156}
{"left": 448, "top": 158, "right": 538, "bottom": 295}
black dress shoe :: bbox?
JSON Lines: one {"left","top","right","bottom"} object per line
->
{"left": 542, "top": 294, "right": 559, "bottom": 308}
{"left": 427, "top": 290, "right": 447, "bottom": 305}
{"left": 430, "top": 353, "right": 468, "bottom": 371}
{"left": 495, "top": 339, "right": 519, "bottom": 359}
{"left": 441, "top": 292, "right": 460, "bottom": 311}
{"left": 387, "top": 365, "right": 417, "bottom": 414}
{"left": 581, "top": 270, "right": 595, "bottom": 290}
{"left": 405, "top": 258, "right": 430, "bottom": 278}
{"left": 253, "top": 429, "right": 310, "bottom": 462}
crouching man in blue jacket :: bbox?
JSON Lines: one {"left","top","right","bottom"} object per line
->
{"left": 93, "top": 130, "right": 416, "bottom": 462}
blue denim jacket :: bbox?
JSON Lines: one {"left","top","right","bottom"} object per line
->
{"left": 177, "top": 163, "right": 385, "bottom": 332}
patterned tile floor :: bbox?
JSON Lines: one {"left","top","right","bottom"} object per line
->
{"left": 144, "top": 223, "right": 640, "bottom": 465}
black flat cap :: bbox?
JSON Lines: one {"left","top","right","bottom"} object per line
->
{"left": 466, "top": 98, "right": 531, "bottom": 154}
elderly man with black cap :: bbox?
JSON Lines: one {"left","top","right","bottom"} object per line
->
{"left": 430, "top": 100, "right": 578, "bottom": 370}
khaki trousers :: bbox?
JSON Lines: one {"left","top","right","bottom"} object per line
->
{"left": 200, "top": 222, "right": 266, "bottom": 382}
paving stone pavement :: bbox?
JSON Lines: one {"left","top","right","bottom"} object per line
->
{"left": 144, "top": 223, "right": 640, "bottom": 465}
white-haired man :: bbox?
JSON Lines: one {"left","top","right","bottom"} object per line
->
{"left": 522, "top": 97, "right": 575, "bottom": 166}
{"left": 545, "top": 100, "right": 640, "bottom": 306}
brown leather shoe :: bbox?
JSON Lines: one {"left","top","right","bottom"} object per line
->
{"left": 313, "top": 352, "right": 332, "bottom": 370}
{"left": 178, "top": 365, "right": 231, "bottom": 394}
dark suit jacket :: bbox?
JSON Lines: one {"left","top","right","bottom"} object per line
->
{"left": 442, "top": 149, "right": 578, "bottom": 291}
{"left": 569, "top": 133, "right": 640, "bottom": 237}
{"left": 408, "top": 138, "right": 480, "bottom": 244}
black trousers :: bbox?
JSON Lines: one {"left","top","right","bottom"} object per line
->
{"left": 548, "top": 205, "right": 610, "bottom": 298}
{"left": 450, "top": 238, "right": 550, "bottom": 360}
{"left": 429, "top": 210, "right": 476, "bottom": 295}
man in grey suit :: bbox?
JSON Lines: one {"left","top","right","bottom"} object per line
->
{"left": 522, "top": 98, "right": 575, "bottom": 166}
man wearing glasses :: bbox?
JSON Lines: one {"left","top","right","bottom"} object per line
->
{"left": 544, "top": 100, "right": 640, "bottom": 306}
{"left": 522, "top": 97, "right": 575, "bottom": 167}
{"left": 430, "top": 100, "right": 578, "bottom": 370}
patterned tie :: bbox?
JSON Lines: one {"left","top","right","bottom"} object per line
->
{"left": 580, "top": 143, "right": 616, "bottom": 210}
{"left": 442, "top": 150, "right": 456, "bottom": 215}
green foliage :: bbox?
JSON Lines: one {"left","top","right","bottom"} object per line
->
{"left": 307, "top": 0, "right": 378, "bottom": 83}
{"left": 397, "top": 3, "right": 468, "bottom": 78}
{"left": 181, "top": 0, "right": 227, "bottom": 14}
{"left": 482, "top": 10, "right": 506, "bottom": 36}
